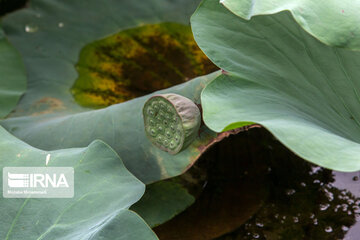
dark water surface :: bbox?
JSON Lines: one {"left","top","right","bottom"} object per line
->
{"left": 216, "top": 129, "right": 360, "bottom": 240}
{"left": 155, "top": 128, "right": 360, "bottom": 240}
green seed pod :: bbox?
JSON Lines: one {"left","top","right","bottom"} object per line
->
{"left": 143, "top": 93, "right": 201, "bottom": 154}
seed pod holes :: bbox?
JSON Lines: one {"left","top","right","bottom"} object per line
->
{"left": 143, "top": 93, "right": 201, "bottom": 154}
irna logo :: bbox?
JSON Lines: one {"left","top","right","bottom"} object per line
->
{"left": 8, "top": 172, "right": 69, "bottom": 188}
{"left": 3, "top": 167, "right": 74, "bottom": 198}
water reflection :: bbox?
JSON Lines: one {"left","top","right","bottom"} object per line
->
{"left": 333, "top": 171, "right": 360, "bottom": 240}
{"left": 154, "top": 128, "right": 360, "bottom": 240}
{"left": 217, "top": 129, "right": 360, "bottom": 240}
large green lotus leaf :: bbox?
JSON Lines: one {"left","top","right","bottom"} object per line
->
{"left": 0, "top": 126, "right": 157, "bottom": 240}
{"left": 192, "top": 0, "right": 360, "bottom": 171}
{"left": 221, "top": 0, "right": 360, "bottom": 50}
{"left": 0, "top": 0, "right": 222, "bottom": 184}
{"left": 0, "top": 27, "right": 26, "bottom": 118}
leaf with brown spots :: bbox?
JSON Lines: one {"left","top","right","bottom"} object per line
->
{"left": 72, "top": 23, "right": 217, "bottom": 108}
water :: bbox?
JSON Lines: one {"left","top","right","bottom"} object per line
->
{"left": 325, "top": 226, "right": 333, "bottom": 233}
{"left": 25, "top": 23, "right": 38, "bottom": 33}
{"left": 210, "top": 129, "right": 360, "bottom": 240}
{"left": 154, "top": 128, "right": 360, "bottom": 240}
{"left": 334, "top": 172, "right": 360, "bottom": 240}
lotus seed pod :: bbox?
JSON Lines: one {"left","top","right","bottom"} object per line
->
{"left": 143, "top": 93, "right": 201, "bottom": 154}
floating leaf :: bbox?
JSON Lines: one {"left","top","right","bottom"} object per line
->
{"left": 192, "top": 0, "right": 360, "bottom": 171}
